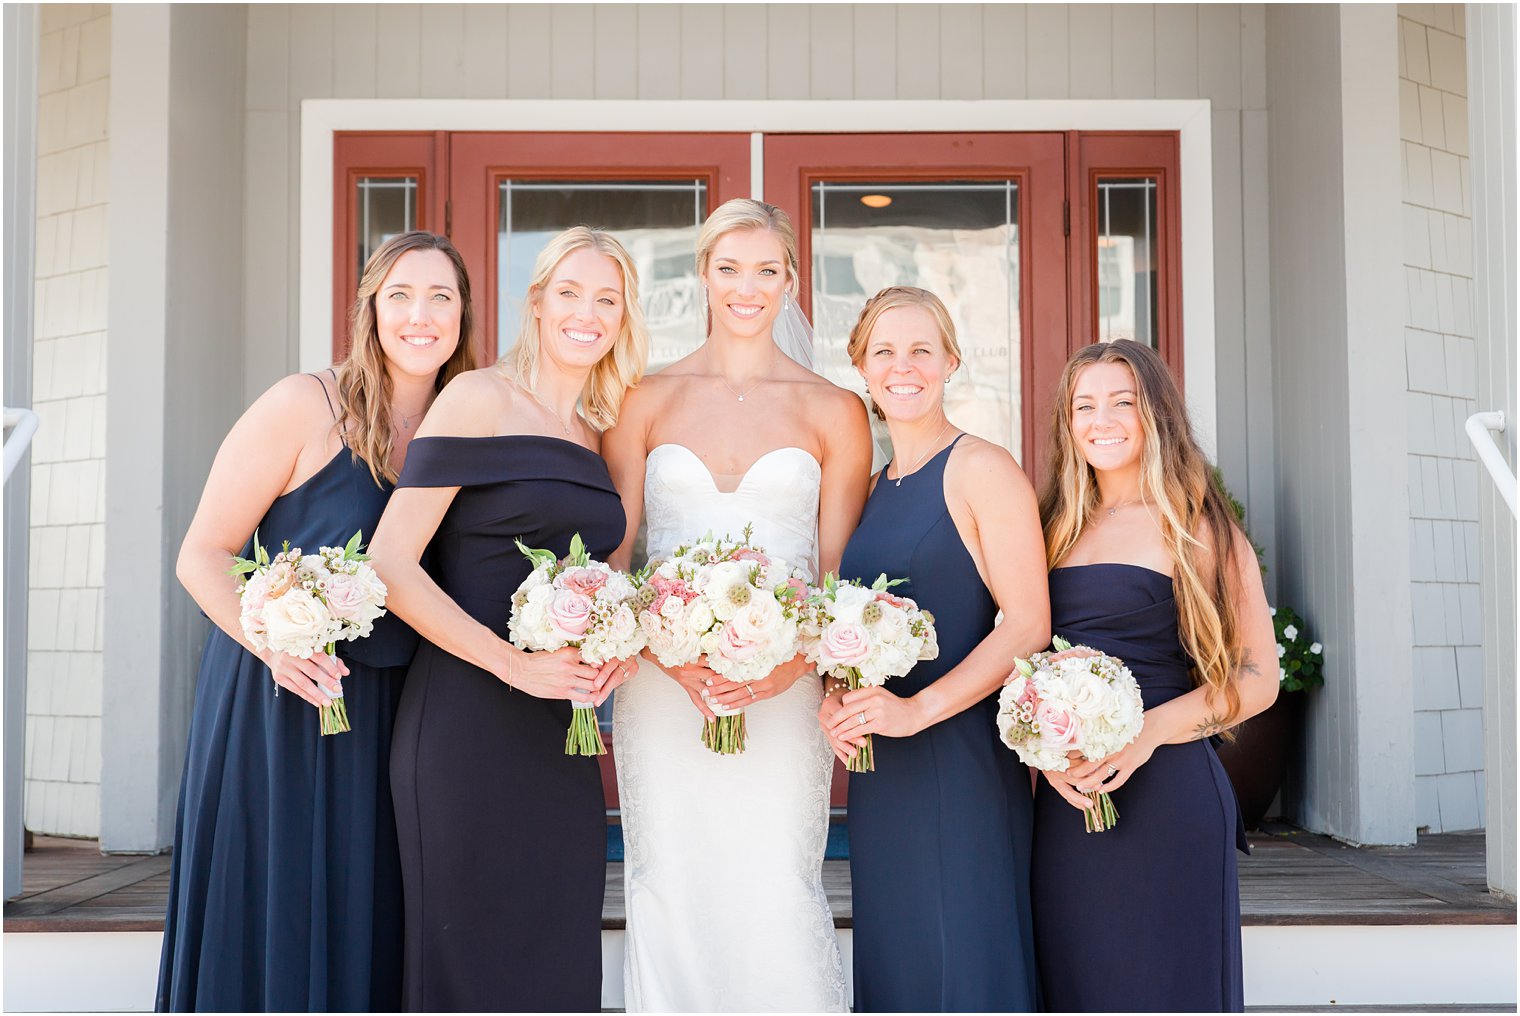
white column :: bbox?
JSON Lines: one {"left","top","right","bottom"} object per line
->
{"left": 1267, "top": 4, "right": 1416, "bottom": 845}
{"left": 4, "top": 1, "right": 39, "bottom": 899}
{"left": 1465, "top": 2, "right": 1517, "bottom": 899}
{"left": 101, "top": 4, "right": 246, "bottom": 852}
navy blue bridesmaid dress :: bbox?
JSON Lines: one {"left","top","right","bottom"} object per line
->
{"left": 838, "top": 435, "right": 1039, "bottom": 1013}
{"left": 388, "top": 435, "right": 623, "bottom": 1012}
{"left": 1033, "top": 563, "right": 1247, "bottom": 1012}
{"left": 157, "top": 377, "right": 414, "bottom": 1012}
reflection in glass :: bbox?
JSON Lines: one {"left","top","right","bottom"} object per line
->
{"left": 356, "top": 177, "right": 417, "bottom": 282}
{"left": 811, "top": 181, "right": 1022, "bottom": 461}
{"left": 498, "top": 180, "right": 707, "bottom": 368}
{"left": 1095, "top": 178, "right": 1158, "bottom": 346}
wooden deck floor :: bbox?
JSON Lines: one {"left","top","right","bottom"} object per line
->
{"left": 5, "top": 824, "right": 1513, "bottom": 934}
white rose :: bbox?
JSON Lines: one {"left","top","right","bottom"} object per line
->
{"left": 1283, "top": 624, "right": 1299, "bottom": 641}
{"left": 685, "top": 600, "right": 716, "bottom": 634}
{"left": 730, "top": 590, "right": 783, "bottom": 644}
{"left": 1309, "top": 642, "right": 1322, "bottom": 655}
{"left": 608, "top": 604, "right": 638, "bottom": 643}
{"left": 263, "top": 588, "right": 338, "bottom": 657}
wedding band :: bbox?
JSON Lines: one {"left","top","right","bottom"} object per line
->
{"left": 746, "top": 684, "right": 756, "bottom": 699}
{"left": 857, "top": 712, "right": 867, "bottom": 726}
{"left": 1106, "top": 764, "right": 1119, "bottom": 777}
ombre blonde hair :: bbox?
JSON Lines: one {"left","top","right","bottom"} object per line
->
{"left": 1040, "top": 340, "right": 1245, "bottom": 725}
{"left": 696, "top": 198, "right": 801, "bottom": 299}
{"left": 338, "top": 230, "right": 477, "bottom": 485}
{"left": 502, "top": 226, "right": 649, "bottom": 431}
{"left": 845, "top": 286, "right": 963, "bottom": 420}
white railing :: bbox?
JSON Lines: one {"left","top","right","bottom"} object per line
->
{"left": 1466, "top": 410, "right": 1517, "bottom": 518}
{"left": 3, "top": 407, "right": 38, "bottom": 484}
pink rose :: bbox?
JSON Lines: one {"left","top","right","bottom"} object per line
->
{"left": 560, "top": 567, "right": 608, "bottom": 598}
{"left": 821, "top": 622, "right": 872, "bottom": 668}
{"left": 712, "top": 624, "right": 760, "bottom": 663}
{"left": 784, "top": 577, "right": 808, "bottom": 601}
{"left": 732, "top": 548, "right": 771, "bottom": 566}
{"left": 548, "top": 588, "right": 594, "bottom": 638}
{"left": 324, "top": 573, "right": 368, "bottom": 621}
{"left": 1036, "top": 702, "right": 1082, "bottom": 751}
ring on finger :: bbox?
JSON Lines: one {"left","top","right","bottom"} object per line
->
{"left": 746, "top": 684, "right": 756, "bottom": 700}
{"left": 857, "top": 711, "right": 867, "bottom": 726}
{"left": 1106, "top": 763, "right": 1119, "bottom": 777}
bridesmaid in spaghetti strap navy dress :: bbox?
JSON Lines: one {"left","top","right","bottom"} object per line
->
{"left": 157, "top": 232, "right": 474, "bottom": 1011}
{"left": 369, "top": 228, "right": 648, "bottom": 1011}
{"left": 820, "top": 288, "right": 1050, "bottom": 1012}
{"left": 1029, "top": 341, "right": 1278, "bottom": 1013}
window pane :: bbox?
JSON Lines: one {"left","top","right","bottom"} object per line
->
{"left": 498, "top": 180, "right": 707, "bottom": 370}
{"left": 811, "top": 181, "right": 1022, "bottom": 459}
{"left": 356, "top": 177, "right": 417, "bottom": 282}
{"left": 1095, "top": 177, "right": 1158, "bottom": 347}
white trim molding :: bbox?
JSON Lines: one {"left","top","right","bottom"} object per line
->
{"left": 300, "top": 99, "right": 1216, "bottom": 453}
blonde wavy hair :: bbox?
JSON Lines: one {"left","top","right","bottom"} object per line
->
{"left": 845, "top": 286, "right": 963, "bottom": 420}
{"left": 503, "top": 226, "right": 649, "bottom": 431}
{"left": 1040, "top": 340, "right": 1245, "bottom": 725}
{"left": 696, "top": 198, "right": 801, "bottom": 301}
{"left": 337, "top": 230, "right": 477, "bottom": 485}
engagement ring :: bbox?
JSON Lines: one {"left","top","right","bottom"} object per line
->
{"left": 857, "top": 712, "right": 867, "bottom": 726}
{"left": 1106, "top": 764, "right": 1119, "bottom": 777}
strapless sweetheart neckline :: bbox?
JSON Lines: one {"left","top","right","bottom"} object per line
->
{"left": 647, "top": 442, "right": 820, "bottom": 495}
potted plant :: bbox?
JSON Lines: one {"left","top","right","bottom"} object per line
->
{"left": 1210, "top": 471, "right": 1326, "bottom": 829}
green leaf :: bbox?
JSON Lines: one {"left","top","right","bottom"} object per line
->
{"left": 1015, "top": 658, "right": 1035, "bottom": 678}
{"left": 1052, "top": 634, "right": 1073, "bottom": 652}
{"left": 568, "top": 532, "right": 588, "bottom": 566}
{"left": 345, "top": 530, "right": 363, "bottom": 557}
{"left": 228, "top": 558, "right": 258, "bottom": 576}
{"left": 515, "top": 538, "right": 558, "bottom": 571}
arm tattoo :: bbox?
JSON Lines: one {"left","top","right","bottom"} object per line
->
{"left": 1192, "top": 714, "right": 1229, "bottom": 741}
{"left": 1190, "top": 648, "right": 1258, "bottom": 741}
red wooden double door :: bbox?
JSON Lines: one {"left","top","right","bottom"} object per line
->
{"left": 334, "top": 129, "right": 1182, "bottom": 808}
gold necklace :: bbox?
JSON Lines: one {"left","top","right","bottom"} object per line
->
{"left": 393, "top": 407, "right": 427, "bottom": 432}
{"left": 519, "top": 381, "right": 576, "bottom": 437}
{"left": 892, "top": 420, "right": 954, "bottom": 487}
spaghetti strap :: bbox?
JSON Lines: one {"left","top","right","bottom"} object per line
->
{"left": 947, "top": 431, "right": 968, "bottom": 452}
{"left": 308, "top": 371, "right": 338, "bottom": 422}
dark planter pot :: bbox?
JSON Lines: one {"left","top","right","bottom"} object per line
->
{"left": 1216, "top": 690, "right": 1301, "bottom": 830}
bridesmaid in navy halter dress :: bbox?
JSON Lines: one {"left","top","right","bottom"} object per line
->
{"left": 157, "top": 232, "right": 475, "bottom": 1011}
{"left": 821, "top": 288, "right": 1049, "bottom": 1012}
{"left": 1030, "top": 340, "right": 1278, "bottom": 1012}
{"left": 369, "top": 227, "right": 648, "bottom": 1011}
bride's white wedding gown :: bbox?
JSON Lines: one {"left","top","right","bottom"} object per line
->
{"left": 613, "top": 443, "right": 847, "bottom": 1013}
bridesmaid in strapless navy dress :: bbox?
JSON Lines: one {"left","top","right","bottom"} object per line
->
{"left": 158, "top": 383, "right": 411, "bottom": 1012}
{"left": 389, "top": 435, "right": 623, "bottom": 1012}
{"left": 839, "top": 435, "right": 1038, "bottom": 1013}
{"left": 1032, "top": 564, "right": 1248, "bottom": 1012}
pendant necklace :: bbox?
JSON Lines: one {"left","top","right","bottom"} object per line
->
{"left": 524, "top": 385, "right": 575, "bottom": 437}
{"left": 712, "top": 348, "right": 774, "bottom": 403}
{"left": 394, "top": 407, "right": 426, "bottom": 432}
{"left": 1092, "top": 495, "right": 1145, "bottom": 524}
{"left": 893, "top": 420, "right": 954, "bottom": 487}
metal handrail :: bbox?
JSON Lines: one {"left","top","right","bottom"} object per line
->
{"left": 1466, "top": 410, "right": 1517, "bottom": 518}
{"left": 2, "top": 407, "right": 37, "bottom": 484}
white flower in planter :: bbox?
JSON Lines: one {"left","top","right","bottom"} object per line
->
{"left": 1283, "top": 624, "right": 1299, "bottom": 641}
{"left": 1277, "top": 643, "right": 1286, "bottom": 658}
{"left": 1309, "top": 642, "right": 1323, "bottom": 655}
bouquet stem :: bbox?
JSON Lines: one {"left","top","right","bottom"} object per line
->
{"left": 844, "top": 670, "right": 874, "bottom": 773}
{"left": 566, "top": 703, "right": 607, "bottom": 756}
{"left": 1083, "top": 791, "right": 1120, "bottom": 832}
{"left": 318, "top": 642, "right": 350, "bottom": 736}
{"left": 702, "top": 712, "right": 747, "bottom": 754}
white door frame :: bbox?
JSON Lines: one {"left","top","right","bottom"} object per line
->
{"left": 300, "top": 99, "right": 1216, "bottom": 453}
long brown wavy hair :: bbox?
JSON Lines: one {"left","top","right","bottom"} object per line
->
{"left": 1040, "top": 340, "right": 1244, "bottom": 724}
{"left": 337, "top": 230, "right": 476, "bottom": 485}
{"left": 503, "top": 226, "right": 649, "bottom": 431}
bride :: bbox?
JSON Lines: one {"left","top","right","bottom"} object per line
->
{"left": 604, "top": 199, "right": 873, "bottom": 1011}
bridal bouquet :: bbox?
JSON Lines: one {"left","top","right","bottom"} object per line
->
{"left": 996, "top": 636, "right": 1145, "bottom": 832}
{"left": 802, "top": 573, "right": 939, "bottom": 773}
{"left": 231, "top": 530, "right": 387, "bottom": 736}
{"left": 509, "top": 533, "right": 643, "bottom": 756}
{"left": 635, "top": 526, "right": 809, "bottom": 754}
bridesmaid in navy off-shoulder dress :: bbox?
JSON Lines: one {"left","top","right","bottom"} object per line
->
{"left": 388, "top": 435, "right": 622, "bottom": 1012}
{"left": 839, "top": 436, "right": 1039, "bottom": 1013}
{"left": 1034, "top": 563, "right": 1248, "bottom": 1011}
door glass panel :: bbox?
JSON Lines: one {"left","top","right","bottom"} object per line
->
{"left": 1095, "top": 177, "right": 1158, "bottom": 346}
{"left": 498, "top": 180, "right": 708, "bottom": 368}
{"left": 356, "top": 177, "right": 417, "bottom": 282}
{"left": 810, "top": 181, "right": 1021, "bottom": 459}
